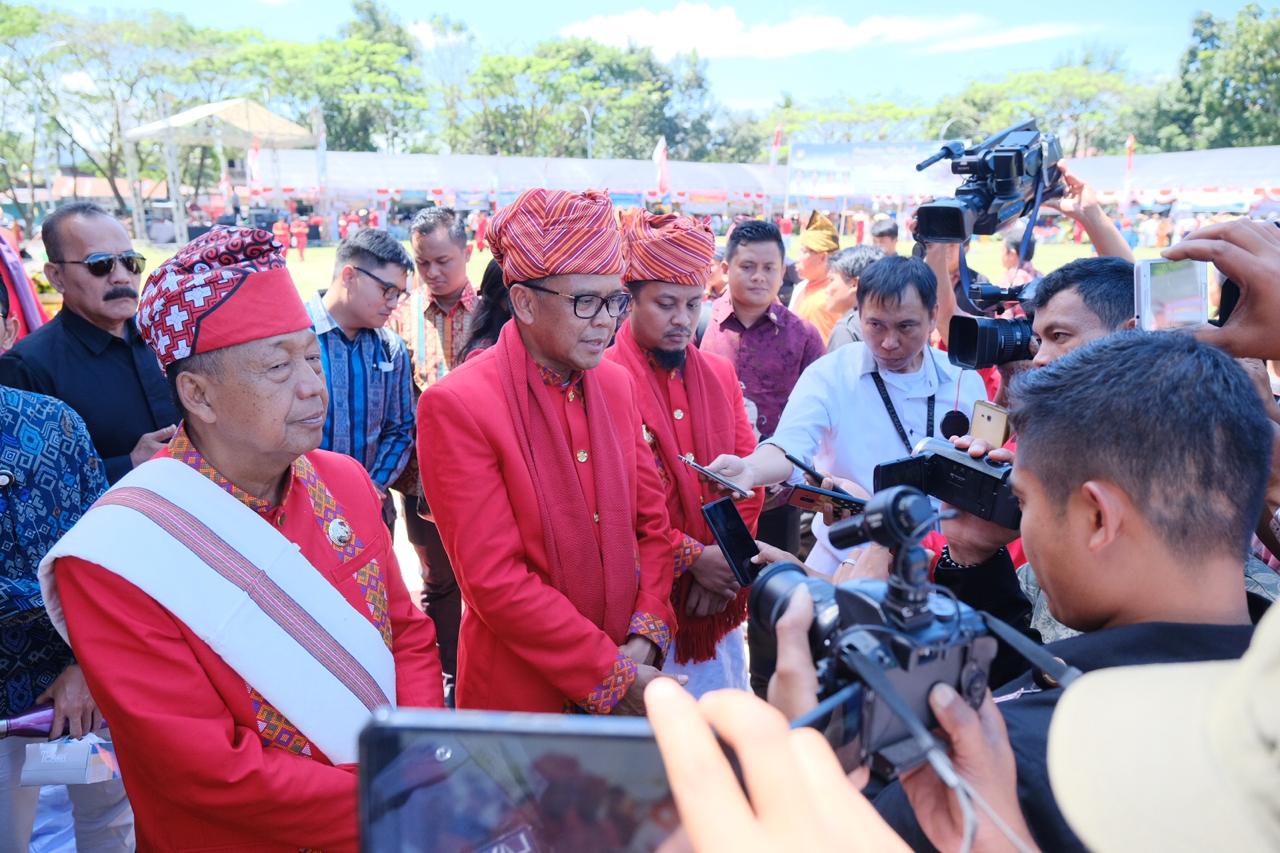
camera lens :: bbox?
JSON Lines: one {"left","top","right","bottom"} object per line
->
{"left": 947, "top": 315, "right": 1034, "bottom": 369}
{"left": 914, "top": 199, "right": 976, "bottom": 244}
{"left": 748, "top": 562, "right": 840, "bottom": 659}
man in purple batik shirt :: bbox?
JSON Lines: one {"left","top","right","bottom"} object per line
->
{"left": 698, "top": 218, "right": 824, "bottom": 701}
{"left": 698, "top": 219, "right": 824, "bottom": 551}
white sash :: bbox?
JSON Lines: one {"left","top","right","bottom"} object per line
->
{"left": 38, "top": 457, "right": 396, "bottom": 765}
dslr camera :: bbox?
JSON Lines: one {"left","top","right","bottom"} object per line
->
{"left": 914, "top": 118, "right": 1064, "bottom": 244}
{"left": 947, "top": 279, "right": 1039, "bottom": 369}
{"left": 874, "top": 437, "right": 1022, "bottom": 530}
{"left": 750, "top": 486, "right": 998, "bottom": 780}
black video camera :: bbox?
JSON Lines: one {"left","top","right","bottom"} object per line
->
{"left": 914, "top": 119, "right": 1063, "bottom": 244}
{"left": 947, "top": 279, "right": 1040, "bottom": 369}
{"left": 750, "top": 486, "right": 998, "bottom": 780}
{"left": 874, "top": 437, "right": 1021, "bottom": 530}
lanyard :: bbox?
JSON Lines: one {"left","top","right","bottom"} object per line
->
{"left": 871, "top": 371, "right": 934, "bottom": 453}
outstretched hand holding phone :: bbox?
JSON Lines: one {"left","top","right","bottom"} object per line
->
{"left": 1163, "top": 218, "right": 1280, "bottom": 360}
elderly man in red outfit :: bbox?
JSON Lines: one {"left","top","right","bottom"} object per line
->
{"left": 38, "top": 226, "right": 444, "bottom": 852}
{"left": 418, "top": 188, "right": 678, "bottom": 715}
{"left": 605, "top": 210, "right": 763, "bottom": 696}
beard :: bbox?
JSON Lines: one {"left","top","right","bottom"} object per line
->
{"left": 648, "top": 346, "right": 687, "bottom": 371}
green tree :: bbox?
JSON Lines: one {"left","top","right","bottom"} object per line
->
{"left": 0, "top": 3, "right": 49, "bottom": 229}
{"left": 461, "top": 39, "right": 747, "bottom": 161}
{"left": 927, "top": 62, "right": 1141, "bottom": 157}
{"left": 415, "top": 15, "right": 475, "bottom": 154}
{"left": 225, "top": 36, "right": 428, "bottom": 153}
{"left": 1138, "top": 5, "right": 1280, "bottom": 150}
{"left": 341, "top": 0, "right": 421, "bottom": 62}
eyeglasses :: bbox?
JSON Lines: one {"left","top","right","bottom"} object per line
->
{"left": 354, "top": 266, "right": 410, "bottom": 305}
{"left": 521, "top": 283, "right": 632, "bottom": 319}
{"left": 52, "top": 251, "right": 146, "bottom": 277}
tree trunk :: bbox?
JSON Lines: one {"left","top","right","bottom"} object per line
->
{"left": 192, "top": 145, "right": 208, "bottom": 202}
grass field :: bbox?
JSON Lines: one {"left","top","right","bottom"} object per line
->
{"left": 132, "top": 235, "right": 1161, "bottom": 301}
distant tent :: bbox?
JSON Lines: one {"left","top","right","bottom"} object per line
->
{"left": 0, "top": 236, "right": 47, "bottom": 341}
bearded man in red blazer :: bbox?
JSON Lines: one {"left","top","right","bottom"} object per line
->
{"left": 606, "top": 209, "right": 763, "bottom": 696}
{"left": 417, "top": 189, "right": 678, "bottom": 715}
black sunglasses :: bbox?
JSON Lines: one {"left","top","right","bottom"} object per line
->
{"left": 354, "top": 266, "right": 410, "bottom": 305}
{"left": 53, "top": 251, "right": 147, "bottom": 278}
{"left": 522, "top": 283, "right": 632, "bottom": 319}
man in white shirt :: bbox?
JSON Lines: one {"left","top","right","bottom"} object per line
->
{"left": 708, "top": 255, "right": 987, "bottom": 574}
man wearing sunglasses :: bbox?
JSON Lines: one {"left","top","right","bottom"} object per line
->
{"left": 305, "top": 228, "right": 416, "bottom": 531}
{"left": 418, "top": 188, "right": 681, "bottom": 715}
{"left": 0, "top": 201, "right": 177, "bottom": 483}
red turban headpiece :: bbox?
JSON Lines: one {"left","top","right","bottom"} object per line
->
{"left": 487, "top": 188, "right": 623, "bottom": 286}
{"left": 620, "top": 209, "right": 715, "bottom": 286}
{"left": 139, "top": 225, "right": 310, "bottom": 368}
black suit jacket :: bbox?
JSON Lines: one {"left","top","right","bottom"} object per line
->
{"left": 0, "top": 308, "right": 177, "bottom": 483}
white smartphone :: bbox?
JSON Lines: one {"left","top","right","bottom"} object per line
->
{"left": 1135, "top": 259, "right": 1209, "bottom": 331}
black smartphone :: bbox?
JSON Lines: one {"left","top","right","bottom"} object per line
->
{"left": 786, "top": 483, "right": 867, "bottom": 516}
{"left": 701, "top": 497, "right": 760, "bottom": 586}
{"left": 782, "top": 451, "right": 854, "bottom": 496}
{"left": 679, "top": 455, "right": 753, "bottom": 499}
{"left": 360, "top": 708, "right": 680, "bottom": 853}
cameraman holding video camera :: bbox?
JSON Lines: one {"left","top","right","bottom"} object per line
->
{"left": 640, "top": 219, "right": 1280, "bottom": 853}
{"left": 865, "top": 330, "right": 1272, "bottom": 851}
{"left": 926, "top": 161, "right": 1136, "bottom": 356}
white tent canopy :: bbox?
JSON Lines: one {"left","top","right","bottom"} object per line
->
{"left": 125, "top": 99, "right": 317, "bottom": 244}
{"left": 124, "top": 98, "right": 314, "bottom": 148}
{"left": 260, "top": 149, "right": 784, "bottom": 206}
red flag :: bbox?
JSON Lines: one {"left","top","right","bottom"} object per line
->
{"left": 768, "top": 125, "right": 783, "bottom": 171}
{"left": 1126, "top": 134, "right": 1136, "bottom": 172}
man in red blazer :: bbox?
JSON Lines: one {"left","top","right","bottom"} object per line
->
{"left": 418, "top": 189, "right": 679, "bottom": 715}
{"left": 606, "top": 209, "right": 764, "bottom": 695}
{"left": 39, "top": 226, "right": 444, "bottom": 852}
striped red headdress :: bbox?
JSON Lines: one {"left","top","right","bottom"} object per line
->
{"left": 487, "top": 189, "right": 623, "bottom": 286}
{"left": 620, "top": 209, "right": 715, "bottom": 286}
{"left": 138, "top": 226, "right": 310, "bottom": 368}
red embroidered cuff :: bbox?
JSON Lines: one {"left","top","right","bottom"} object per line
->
{"left": 674, "top": 534, "right": 705, "bottom": 579}
{"left": 578, "top": 652, "right": 638, "bottom": 715}
{"left": 628, "top": 610, "right": 673, "bottom": 661}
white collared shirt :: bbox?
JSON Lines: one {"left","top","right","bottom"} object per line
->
{"left": 765, "top": 342, "right": 987, "bottom": 574}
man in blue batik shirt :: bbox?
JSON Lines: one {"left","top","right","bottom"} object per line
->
{"left": 305, "top": 228, "right": 417, "bottom": 531}
{"left": 0, "top": 314, "right": 134, "bottom": 849}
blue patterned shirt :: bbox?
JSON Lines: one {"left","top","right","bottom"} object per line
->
{"left": 306, "top": 294, "right": 415, "bottom": 490}
{"left": 0, "top": 386, "right": 107, "bottom": 715}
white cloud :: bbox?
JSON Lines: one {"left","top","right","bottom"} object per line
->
{"left": 258, "top": 0, "right": 295, "bottom": 6}
{"left": 59, "top": 71, "right": 96, "bottom": 94}
{"left": 409, "top": 20, "right": 471, "bottom": 51}
{"left": 560, "top": 4, "right": 1087, "bottom": 61}
{"left": 919, "top": 23, "right": 1096, "bottom": 54}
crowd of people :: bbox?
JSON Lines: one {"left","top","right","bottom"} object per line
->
{"left": 0, "top": 165, "right": 1278, "bottom": 853}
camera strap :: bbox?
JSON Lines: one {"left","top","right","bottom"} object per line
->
{"left": 872, "top": 371, "right": 934, "bottom": 453}
{"left": 979, "top": 612, "right": 1084, "bottom": 689}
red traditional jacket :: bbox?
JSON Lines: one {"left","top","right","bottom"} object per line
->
{"left": 54, "top": 433, "right": 443, "bottom": 852}
{"left": 417, "top": 330, "right": 676, "bottom": 714}
{"left": 606, "top": 322, "right": 764, "bottom": 662}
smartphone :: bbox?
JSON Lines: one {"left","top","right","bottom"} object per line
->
{"left": 679, "top": 455, "right": 753, "bottom": 499}
{"left": 782, "top": 450, "right": 824, "bottom": 486}
{"left": 1135, "top": 258, "right": 1209, "bottom": 331}
{"left": 782, "top": 450, "right": 858, "bottom": 497}
{"left": 785, "top": 484, "right": 867, "bottom": 516}
{"left": 701, "top": 497, "right": 761, "bottom": 586}
{"left": 970, "top": 400, "right": 1010, "bottom": 447}
{"left": 360, "top": 708, "right": 680, "bottom": 853}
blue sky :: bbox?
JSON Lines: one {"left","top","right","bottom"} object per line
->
{"left": 66, "top": 0, "right": 1250, "bottom": 111}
